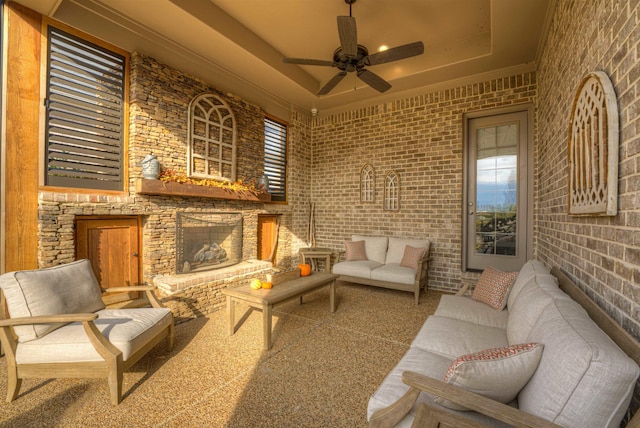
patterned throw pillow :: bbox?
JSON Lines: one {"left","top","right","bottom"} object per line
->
{"left": 471, "top": 266, "right": 518, "bottom": 310}
{"left": 436, "top": 343, "right": 544, "bottom": 411}
{"left": 399, "top": 245, "right": 427, "bottom": 269}
{"left": 344, "top": 240, "right": 368, "bottom": 261}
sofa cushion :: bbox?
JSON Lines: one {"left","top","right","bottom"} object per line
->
{"left": 507, "top": 259, "right": 557, "bottom": 309}
{"left": 15, "top": 307, "right": 173, "bottom": 363}
{"left": 0, "top": 259, "right": 106, "bottom": 343}
{"left": 435, "top": 295, "right": 509, "bottom": 329}
{"left": 472, "top": 266, "right": 518, "bottom": 311}
{"left": 352, "top": 235, "right": 388, "bottom": 264}
{"left": 332, "top": 260, "right": 383, "bottom": 279}
{"left": 507, "top": 274, "right": 571, "bottom": 345}
{"left": 370, "top": 263, "right": 417, "bottom": 285}
{"left": 411, "top": 315, "right": 508, "bottom": 359}
{"left": 518, "top": 299, "right": 640, "bottom": 427}
{"left": 385, "top": 237, "right": 430, "bottom": 265}
{"left": 367, "top": 346, "right": 514, "bottom": 428}
{"left": 400, "top": 245, "right": 427, "bottom": 269}
{"left": 344, "top": 240, "right": 368, "bottom": 261}
{"left": 436, "top": 343, "right": 543, "bottom": 411}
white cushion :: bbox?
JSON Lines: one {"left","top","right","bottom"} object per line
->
{"left": 352, "top": 235, "right": 388, "bottom": 264}
{"left": 519, "top": 299, "right": 640, "bottom": 427}
{"left": 332, "top": 260, "right": 382, "bottom": 279}
{"left": 411, "top": 315, "right": 508, "bottom": 359}
{"left": 435, "top": 295, "right": 509, "bottom": 329}
{"left": 436, "top": 343, "right": 543, "bottom": 411}
{"left": 15, "top": 308, "right": 173, "bottom": 363}
{"left": 385, "top": 237, "right": 430, "bottom": 265}
{"left": 370, "top": 263, "right": 416, "bottom": 285}
{"left": 367, "top": 346, "right": 514, "bottom": 428}
{"left": 507, "top": 260, "right": 557, "bottom": 309}
{"left": 0, "top": 259, "right": 106, "bottom": 342}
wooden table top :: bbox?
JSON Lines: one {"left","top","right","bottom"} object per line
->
{"left": 222, "top": 272, "right": 339, "bottom": 305}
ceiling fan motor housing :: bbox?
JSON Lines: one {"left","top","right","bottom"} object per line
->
{"left": 333, "top": 45, "right": 368, "bottom": 72}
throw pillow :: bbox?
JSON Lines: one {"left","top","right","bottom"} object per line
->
{"left": 344, "top": 240, "right": 368, "bottom": 261}
{"left": 399, "top": 245, "right": 427, "bottom": 269}
{"left": 471, "top": 266, "right": 518, "bottom": 311}
{"left": 436, "top": 343, "right": 544, "bottom": 411}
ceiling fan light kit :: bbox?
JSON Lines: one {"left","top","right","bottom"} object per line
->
{"left": 283, "top": 0, "right": 424, "bottom": 96}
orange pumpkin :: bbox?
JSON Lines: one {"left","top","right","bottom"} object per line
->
{"left": 298, "top": 263, "right": 312, "bottom": 276}
{"left": 261, "top": 281, "right": 273, "bottom": 289}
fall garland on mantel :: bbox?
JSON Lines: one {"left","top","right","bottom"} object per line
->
{"left": 158, "top": 169, "right": 268, "bottom": 197}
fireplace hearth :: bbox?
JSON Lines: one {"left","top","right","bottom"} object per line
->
{"left": 176, "top": 212, "right": 243, "bottom": 274}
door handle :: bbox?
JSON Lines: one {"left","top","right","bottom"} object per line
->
{"left": 468, "top": 211, "right": 474, "bottom": 215}
{"left": 132, "top": 252, "right": 139, "bottom": 257}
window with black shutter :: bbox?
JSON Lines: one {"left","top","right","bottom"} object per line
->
{"left": 264, "top": 116, "right": 287, "bottom": 202}
{"left": 44, "top": 26, "right": 128, "bottom": 191}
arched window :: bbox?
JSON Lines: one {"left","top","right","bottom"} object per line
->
{"left": 360, "top": 164, "right": 375, "bottom": 202}
{"left": 384, "top": 171, "right": 399, "bottom": 211}
{"left": 187, "top": 93, "right": 237, "bottom": 182}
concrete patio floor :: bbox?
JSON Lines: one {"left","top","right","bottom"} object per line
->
{"left": 0, "top": 282, "right": 443, "bottom": 427}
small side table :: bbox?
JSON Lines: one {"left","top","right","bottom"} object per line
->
{"left": 299, "top": 247, "right": 332, "bottom": 272}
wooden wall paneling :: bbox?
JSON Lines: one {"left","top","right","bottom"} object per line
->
{"left": 4, "top": 2, "right": 41, "bottom": 272}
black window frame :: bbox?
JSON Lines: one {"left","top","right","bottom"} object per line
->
{"left": 44, "top": 24, "right": 128, "bottom": 191}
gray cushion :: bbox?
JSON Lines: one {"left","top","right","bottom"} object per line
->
{"left": 0, "top": 259, "right": 105, "bottom": 342}
{"left": 332, "top": 260, "right": 383, "bottom": 279}
{"left": 385, "top": 237, "right": 430, "bottom": 265}
{"left": 352, "top": 235, "right": 388, "bottom": 264}
{"left": 370, "top": 263, "right": 416, "bottom": 285}
{"left": 435, "top": 295, "right": 509, "bottom": 329}
{"left": 519, "top": 299, "right": 639, "bottom": 427}
{"left": 507, "top": 259, "right": 557, "bottom": 309}
{"left": 15, "top": 308, "right": 172, "bottom": 363}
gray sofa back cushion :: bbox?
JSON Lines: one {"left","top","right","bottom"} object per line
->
{"left": 0, "top": 259, "right": 106, "bottom": 342}
{"left": 352, "top": 235, "right": 388, "bottom": 264}
{"left": 519, "top": 298, "right": 639, "bottom": 427}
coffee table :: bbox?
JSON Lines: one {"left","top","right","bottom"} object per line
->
{"left": 223, "top": 272, "right": 339, "bottom": 350}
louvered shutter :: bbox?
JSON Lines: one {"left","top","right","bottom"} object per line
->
{"left": 264, "top": 117, "right": 287, "bottom": 202}
{"left": 45, "top": 27, "right": 126, "bottom": 190}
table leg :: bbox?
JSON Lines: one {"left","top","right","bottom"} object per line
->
{"left": 227, "top": 295, "right": 235, "bottom": 335}
{"left": 324, "top": 255, "right": 331, "bottom": 272}
{"left": 330, "top": 279, "right": 336, "bottom": 312}
{"left": 263, "top": 303, "right": 272, "bottom": 350}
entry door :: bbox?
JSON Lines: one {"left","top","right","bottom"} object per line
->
{"left": 257, "top": 215, "right": 279, "bottom": 262}
{"left": 465, "top": 110, "right": 531, "bottom": 272}
{"left": 76, "top": 217, "right": 141, "bottom": 305}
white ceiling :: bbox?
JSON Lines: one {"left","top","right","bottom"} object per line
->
{"left": 18, "top": 0, "right": 555, "bottom": 118}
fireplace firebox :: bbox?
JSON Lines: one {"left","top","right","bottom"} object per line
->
{"left": 176, "top": 212, "right": 243, "bottom": 274}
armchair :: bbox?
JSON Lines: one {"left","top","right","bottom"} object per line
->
{"left": 0, "top": 259, "right": 174, "bottom": 405}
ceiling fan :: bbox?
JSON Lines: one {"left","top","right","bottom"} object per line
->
{"left": 282, "top": 0, "right": 424, "bottom": 96}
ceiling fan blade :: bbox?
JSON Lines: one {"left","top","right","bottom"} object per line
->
{"left": 283, "top": 57, "right": 335, "bottom": 67}
{"left": 357, "top": 69, "right": 391, "bottom": 93}
{"left": 318, "top": 71, "right": 347, "bottom": 95}
{"left": 337, "top": 16, "right": 357, "bottom": 57}
{"left": 363, "top": 41, "right": 424, "bottom": 66}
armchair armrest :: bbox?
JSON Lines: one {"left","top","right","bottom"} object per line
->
{"left": 401, "top": 371, "right": 561, "bottom": 428}
{"left": 0, "top": 313, "right": 98, "bottom": 327}
{"left": 101, "top": 285, "right": 166, "bottom": 309}
{"left": 456, "top": 283, "right": 471, "bottom": 296}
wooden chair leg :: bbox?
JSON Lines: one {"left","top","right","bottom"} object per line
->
{"left": 109, "top": 355, "right": 124, "bottom": 405}
{"left": 6, "top": 369, "right": 21, "bottom": 402}
{"left": 166, "top": 324, "right": 175, "bottom": 352}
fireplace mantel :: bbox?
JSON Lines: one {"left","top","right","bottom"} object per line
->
{"left": 135, "top": 179, "right": 271, "bottom": 202}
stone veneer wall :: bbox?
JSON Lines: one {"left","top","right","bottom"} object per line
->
{"left": 38, "top": 52, "right": 309, "bottom": 322}
{"left": 311, "top": 76, "right": 536, "bottom": 292}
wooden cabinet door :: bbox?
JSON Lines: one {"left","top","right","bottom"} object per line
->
{"left": 76, "top": 217, "right": 141, "bottom": 305}
{"left": 257, "top": 215, "right": 279, "bottom": 262}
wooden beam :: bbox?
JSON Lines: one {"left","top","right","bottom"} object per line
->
{"left": 3, "top": 1, "right": 41, "bottom": 272}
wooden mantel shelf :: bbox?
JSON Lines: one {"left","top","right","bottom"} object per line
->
{"left": 135, "top": 179, "right": 271, "bottom": 202}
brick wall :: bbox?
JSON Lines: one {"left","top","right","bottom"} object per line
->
{"left": 311, "top": 78, "right": 536, "bottom": 292}
{"left": 536, "top": 0, "right": 640, "bottom": 339}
